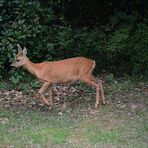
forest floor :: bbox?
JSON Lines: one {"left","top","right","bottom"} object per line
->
{"left": 0, "top": 78, "right": 147, "bottom": 148}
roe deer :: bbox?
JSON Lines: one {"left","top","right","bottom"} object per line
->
{"left": 11, "top": 44, "right": 105, "bottom": 109}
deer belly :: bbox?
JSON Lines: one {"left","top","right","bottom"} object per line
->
{"left": 53, "top": 73, "right": 78, "bottom": 83}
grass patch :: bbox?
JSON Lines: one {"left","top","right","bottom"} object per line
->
{"left": 87, "top": 125, "right": 124, "bottom": 144}
{"left": 0, "top": 109, "right": 73, "bottom": 146}
{"left": 48, "top": 128, "right": 70, "bottom": 144}
{"left": 0, "top": 106, "right": 147, "bottom": 147}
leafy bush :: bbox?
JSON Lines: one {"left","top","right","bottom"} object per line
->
{"left": 0, "top": 0, "right": 147, "bottom": 84}
{"left": 0, "top": 0, "right": 53, "bottom": 79}
{"left": 129, "top": 24, "right": 148, "bottom": 75}
{"left": 106, "top": 23, "right": 148, "bottom": 75}
{"left": 105, "top": 11, "right": 148, "bottom": 75}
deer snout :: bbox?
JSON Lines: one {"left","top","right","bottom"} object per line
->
{"left": 10, "top": 63, "right": 15, "bottom": 67}
{"left": 10, "top": 62, "right": 17, "bottom": 68}
{"left": 10, "top": 64, "right": 15, "bottom": 70}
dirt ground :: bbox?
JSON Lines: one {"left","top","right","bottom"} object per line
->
{"left": 0, "top": 81, "right": 147, "bottom": 147}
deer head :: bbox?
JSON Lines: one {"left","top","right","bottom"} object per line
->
{"left": 11, "top": 44, "right": 28, "bottom": 68}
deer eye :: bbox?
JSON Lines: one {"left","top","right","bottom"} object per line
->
{"left": 16, "top": 59, "right": 20, "bottom": 62}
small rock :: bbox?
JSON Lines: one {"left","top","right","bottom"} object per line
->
{"left": 130, "top": 104, "right": 144, "bottom": 110}
{"left": 61, "top": 103, "right": 67, "bottom": 111}
{"left": 39, "top": 103, "right": 45, "bottom": 106}
{"left": 119, "top": 104, "right": 126, "bottom": 109}
{"left": 0, "top": 117, "right": 9, "bottom": 124}
{"left": 117, "top": 100, "right": 121, "bottom": 104}
{"left": 55, "top": 96, "right": 60, "bottom": 101}
{"left": 58, "top": 112, "right": 62, "bottom": 116}
{"left": 4, "top": 92, "right": 10, "bottom": 96}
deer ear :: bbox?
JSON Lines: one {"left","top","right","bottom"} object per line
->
{"left": 17, "top": 43, "right": 22, "bottom": 53}
{"left": 23, "top": 47, "right": 27, "bottom": 55}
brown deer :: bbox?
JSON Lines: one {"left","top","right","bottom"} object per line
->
{"left": 11, "top": 44, "right": 105, "bottom": 109}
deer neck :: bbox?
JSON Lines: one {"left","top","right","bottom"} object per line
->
{"left": 23, "top": 57, "right": 39, "bottom": 76}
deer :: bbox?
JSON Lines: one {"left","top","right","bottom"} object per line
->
{"left": 11, "top": 44, "right": 106, "bottom": 110}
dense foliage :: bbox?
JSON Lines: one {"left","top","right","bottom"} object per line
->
{"left": 0, "top": 0, "right": 148, "bottom": 82}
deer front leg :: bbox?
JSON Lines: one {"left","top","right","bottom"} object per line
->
{"left": 38, "top": 82, "right": 51, "bottom": 107}
{"left": 48, "top": 88, "right": 53, "bottom": 106}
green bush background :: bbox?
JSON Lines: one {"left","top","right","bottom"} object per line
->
{"left": 0, "top": 0, "right": 148, "bottom": 82}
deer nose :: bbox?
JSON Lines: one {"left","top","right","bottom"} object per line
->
{"left": 10, "top": 63, "right": 13, "bottom": 67}
{"left": 10, "top": 63, "right": 16, "bottom": 69}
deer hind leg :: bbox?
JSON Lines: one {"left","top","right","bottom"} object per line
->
{"left": 38, "top": 82, "right": 51, "bottom": 107}
{"left": 99, "top": 81, "right": 106, "bottom": 105}
{"left": 81, "top": 76, "right": 100, "bottom": 108}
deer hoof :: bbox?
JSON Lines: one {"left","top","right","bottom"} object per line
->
{"left": 48, "top": 106, "right": 52, "bottom": 111}
{"left": 95, "top": 103, "right": 99, "bottom": 108}
{"left": 102, "top": 100, "right": 106, "bottom": 105}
